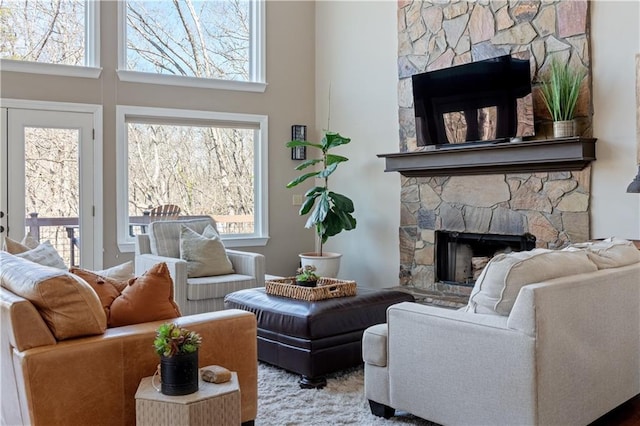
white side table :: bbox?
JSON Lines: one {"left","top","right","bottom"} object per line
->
{"left": 135, "top": 368, "right": 240, "bottom": 426}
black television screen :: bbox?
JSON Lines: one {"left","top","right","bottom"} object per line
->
{"left": 412, "top": 54, "right": 535, "bottom": 147}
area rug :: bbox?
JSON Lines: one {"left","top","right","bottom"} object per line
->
{"left": 256, "top": 362, "right": 438, "bottom": 425}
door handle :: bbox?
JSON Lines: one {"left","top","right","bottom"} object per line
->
{"left": 0, "top": 226, "right": 4, "bottom": 233}
{"left": 0, "top": 211, "right": 4, "bottom": 218}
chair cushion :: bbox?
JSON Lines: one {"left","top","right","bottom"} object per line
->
{"left": 566, "top": 238, "right": 640, "bottom": 269}
{"left": 187, "top": 275, "right": 256, "bottom": 300}
{"left": 0, "top": 251, "right": 106, "bottom": 340}
{"left": 466, "top": 248, "right": 598, "bottom": 316}
{"left": 149, "top": 218, "right": 218, "bottom": 258}
{"left": 180, "top": 224, "right": 234, "bottom": 278}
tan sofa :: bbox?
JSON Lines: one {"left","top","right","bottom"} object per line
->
{"left": 364, "top": 239, "right": 640, "bottom": 425}
{"left": 1, "top": 255, "right": 258, "bottom": 426}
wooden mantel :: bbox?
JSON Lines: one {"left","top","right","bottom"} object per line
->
{"left": 377, "top": 137, "right": 597, "bottom": 177}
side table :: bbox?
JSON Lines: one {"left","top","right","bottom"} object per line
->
{"left": 135, "top": 368, "right": 240, "bottom": 426}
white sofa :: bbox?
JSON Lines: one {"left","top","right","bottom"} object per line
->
{"left": 135, "top": 217, "right": 265, "bottom": 315}
{"left": 363, "top": 238, "right": 640, "bottom": 425}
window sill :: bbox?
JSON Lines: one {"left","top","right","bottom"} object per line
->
{"left": 118, "top": 235, "right": 269, "bottom": 253}
{"left": 116, "top": 70, "right": 267, "bottom": 93}
{"left": 0, "top": 59, "right": 102, "bottom": 79}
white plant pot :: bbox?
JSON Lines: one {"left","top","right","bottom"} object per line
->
{"left": 299, "top": 252, "right": 342, "bottom": 278}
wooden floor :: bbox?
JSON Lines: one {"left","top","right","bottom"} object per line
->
{"left": 589, "top": 394, "right": 640, "bottom": 426}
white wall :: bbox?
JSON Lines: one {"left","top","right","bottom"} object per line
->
{"left": 315, "top": 1, "right": 400, "bottom": 288}
{"left": 591, "top": 0, "right": 640, "bottom": 239}
{"left": 315, "top": 0, "right": 640, "bottom": 289}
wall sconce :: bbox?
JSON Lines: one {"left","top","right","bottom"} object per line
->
{"left": 291, "top": 125, "right": 307, "bottom": 160}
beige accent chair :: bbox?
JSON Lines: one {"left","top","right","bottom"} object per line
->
{"left": 364, "top": 244, "right": 640, "bottom": 425}
{"left": 135, "top": 217, "right": 265, "bottom": 315}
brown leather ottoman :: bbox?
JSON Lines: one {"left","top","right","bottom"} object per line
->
{"left": 224, "top": 287, "right": 414, "bottom": 388}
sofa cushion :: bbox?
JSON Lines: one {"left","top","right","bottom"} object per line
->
{"left": 149, "top": 218, "right": 218, "bottom": 258}
{"left": 180, "top": 224, "right": 234, "bottom": 278}
{"left": 566, "top": 238, "right": 640, "bottom": 269}
{"left": 93, "top": 261, "right": 135, "bottom": 281}
{"left": 15, "top": 241, "right": 67, "bottom": 269}
{"left": 109, "top": 262, "right": 182, "bottom": 327}
{"left": 0, "top": 252, "right": 106, "bottom": 340}
{"left": 69, "top": 268, "right": 128, "bottom": 324}
{"left": 466, "top": 248, "right": 598, "bottom": 316}
{"left": 3, "top": 234, "right": 39, "bottom": 254}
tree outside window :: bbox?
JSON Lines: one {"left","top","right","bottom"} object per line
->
{"left": 127, "top": 121, "right": 255, "bottom": 235}
{"left": 0, "top": 0, "right": 87, "bottom": 65}
{"left": 125, "top": 0, "right": 254, "bottom": 82}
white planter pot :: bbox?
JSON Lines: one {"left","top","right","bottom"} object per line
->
{"left": 299, "top": 252, "right": 342, "bottom": 278}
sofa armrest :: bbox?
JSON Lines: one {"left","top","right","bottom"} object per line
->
{"left": 385, "top": 302, "right": 536, "bottom": 425}
{"left": 226, "top": 250, "right": 265, "bottom": 287}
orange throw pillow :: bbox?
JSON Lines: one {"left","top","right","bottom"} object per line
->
{"left": 69, "top": 268, "right": 128, "bottom": 326}
{"left": 109, "top": 262, "right": 182, "bottom": 327}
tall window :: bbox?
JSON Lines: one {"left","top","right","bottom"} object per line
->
{"left": 0, "top": 0, "right": 99, "bottom": 75}
{"left": 119, "top": 0, "right": 265, "bottom": 90}
{"left": 116, "top": 106, "right": 268, "bottom": 251}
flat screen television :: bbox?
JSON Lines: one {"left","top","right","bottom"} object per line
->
{"left": 412, "top": 54, "right": 535, "bottom": 148}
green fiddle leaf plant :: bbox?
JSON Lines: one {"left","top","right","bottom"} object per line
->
{"left": 286, "top": 131, "right": 357, "bottom": 256}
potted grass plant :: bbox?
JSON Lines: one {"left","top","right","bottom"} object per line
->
{"left": 286, "top": 131, "right": 357, "bottom": 278}
{"left": 153, "top": 323, "right": 202, "bottom": 396}
{"left": 539, "top": 59, "right": 586, "bottom": 138}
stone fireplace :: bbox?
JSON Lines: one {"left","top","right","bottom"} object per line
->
{"left": 391, "top": 0, "right": 593, "bottom": 303}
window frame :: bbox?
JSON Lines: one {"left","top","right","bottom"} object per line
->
{"left": 115, "top": 105, "right": 269, "bottom": 252}
{"left": 0, "top": 0, "right": 101, "bottom": 78}
{"left": 116, "top": 0, "right": 266, "bottom": 93}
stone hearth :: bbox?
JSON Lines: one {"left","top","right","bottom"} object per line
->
{"left": 394, "top": 0, "right": 593, "bottom": 300}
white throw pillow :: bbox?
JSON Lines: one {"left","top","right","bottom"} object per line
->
{"left": 466, "top": 248, "right": 598, "bottom": 316}
{"left": 566, "top": 238, "right": 640, "bottom": 269}
{"left": 15, "top": 240, "right": 67, "bottom": 270}
{"left": 180, "top": 224, "right": 234, "bottom": 278}
{"left": 93, "top": 260, "right": 135, "bottom": 281}
{"left": 3, "top": 233, "right": 39, "bottom": 254}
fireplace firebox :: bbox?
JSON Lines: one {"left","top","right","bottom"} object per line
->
{"left": 435, "top": 231, "right": 536, "bottom": 286}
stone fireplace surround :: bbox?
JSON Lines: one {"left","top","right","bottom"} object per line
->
{"left": 393, "top": 0, "right": 593, "bottom": 304}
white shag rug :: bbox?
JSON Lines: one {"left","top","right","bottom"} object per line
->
{"left": 256, "top": 362, "right": 438, "bottom": 426}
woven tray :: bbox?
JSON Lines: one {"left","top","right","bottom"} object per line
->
{"left": 265, "top": 277, "right": 357, "bottom": 301}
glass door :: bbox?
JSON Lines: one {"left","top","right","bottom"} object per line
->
{"left": 2, "top": 108, "right": 96, "bottom": 268}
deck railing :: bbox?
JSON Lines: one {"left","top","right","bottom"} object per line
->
{"left": 23, "top": 213, "right": 254, "bottom": 267}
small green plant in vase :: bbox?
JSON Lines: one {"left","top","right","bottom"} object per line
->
{"left": 296, "top": 265, "right": 319, "bottom": 287}
{"left": 539, "top": 58, "right": 586, "bottom": 138}
{"left": 154, "top": 323, "right": 202, "bottom": 357}
{"left": 153, "top": 323, "right": 202, "bottom": 396}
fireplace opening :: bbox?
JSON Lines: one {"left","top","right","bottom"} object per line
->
{"left": 435, "top": 231, "right": 536, "bottom": 286}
